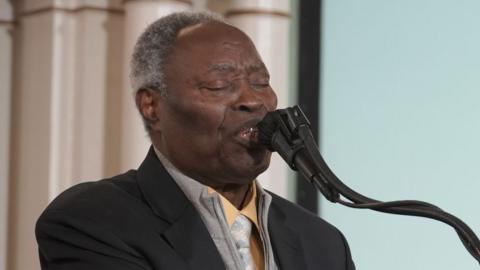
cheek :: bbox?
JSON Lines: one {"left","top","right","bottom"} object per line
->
{"left": 272, "top": 92, "right": 278, "bottom": 110}
{"left": 167, "top": 97, "right": 227, "bottom": 137}
{"left": 264, "top": 89, "right": 278, "bottom": 111}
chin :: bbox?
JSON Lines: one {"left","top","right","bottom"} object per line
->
{"left": 229, "top": 149, "right": 272, "bottom": 181}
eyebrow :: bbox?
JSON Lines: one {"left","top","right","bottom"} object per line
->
{"left": 208, "top": 63, "right": 236, "bottom": 72}
{"left": 248, "top": 63, "right": 268, "bottom": 74}
{"left": 207, "top": 62, "right": 268, "bottom": 74}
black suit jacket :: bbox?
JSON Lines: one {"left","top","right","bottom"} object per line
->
{"left": 36, "top": 147, "right": 355, "bottom": 270}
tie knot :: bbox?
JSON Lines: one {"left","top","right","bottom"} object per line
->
{"left": 231, "top": 215, "right": 252, "bottom": 249}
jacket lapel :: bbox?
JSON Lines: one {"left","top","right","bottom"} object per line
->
{"left": 162, "top": 204, "right": 225, "bottom": 269}
{"left": 137, "top": 147, "right": 225, "bottom": 270}
{"left": 268, "top": 201, "right": 307, "bottom": 270}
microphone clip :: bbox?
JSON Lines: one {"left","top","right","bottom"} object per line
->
{"left": 258, "top": 106, "right": 339, "bottom": 202}
{"left": 259, "top": 105, "right": 310, "bottom": 169}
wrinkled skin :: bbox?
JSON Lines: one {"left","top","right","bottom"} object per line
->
{"left": 136, "top": 22, "right": 277, "bottom": 208}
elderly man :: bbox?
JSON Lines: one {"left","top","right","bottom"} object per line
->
{"left": 36, "top": 12, "right": 355, "bottom": 270}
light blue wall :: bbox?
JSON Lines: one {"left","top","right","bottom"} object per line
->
{"left": 320, "top": 0, "right": 480, "bottom": 269}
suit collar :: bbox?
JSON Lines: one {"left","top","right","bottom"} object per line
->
{"left": 136, "top": 147, "right": 225, "bottom": 269}
{"left": 137, "top": 146, "right": 189, "bottom": 223}
{"left": 268, "top": 197, "right": 308, "bottom": 270}
{"left": 161, "top": 204, "right": 225, "bottom": 269}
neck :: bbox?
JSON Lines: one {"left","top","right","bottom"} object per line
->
{"left": 213, "top": 183, "right": 253, "bottom": 210}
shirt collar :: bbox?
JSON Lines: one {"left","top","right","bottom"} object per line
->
{"left": 210, "top": 184, "right": 260, "bottom": 230}
{"left": 154, "top": 146, "right": 260, "bottom": 230}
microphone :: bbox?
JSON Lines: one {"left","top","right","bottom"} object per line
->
{"left": 257, "top": 106, "right": 338, "bottom": 201}
{"left": 258, "top": 105, "right": 480, "bottom": 265}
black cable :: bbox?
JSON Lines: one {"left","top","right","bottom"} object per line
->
{"left": 258, "top": 105, "right": 480, "bottom": 265}
{"left": 303, "top": 127, "right": 480, "bottom": 264}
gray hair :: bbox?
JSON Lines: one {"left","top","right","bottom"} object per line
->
{"left": 130, "top": 11, "right": 226, "bottom": 96}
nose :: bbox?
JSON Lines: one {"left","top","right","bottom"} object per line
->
{"left": 234, "top": 81, "right": 269, "bottom": 113}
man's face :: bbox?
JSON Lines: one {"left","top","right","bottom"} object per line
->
{"left": 153, "top": 22, "right": 277, "bottom": 187}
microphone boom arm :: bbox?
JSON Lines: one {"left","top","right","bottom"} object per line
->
{"left": 258, "top": 105, "right": 480, "bottom": 265}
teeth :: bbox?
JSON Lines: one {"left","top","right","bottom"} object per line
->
{"left": 239, "top": 126, "right": 259, "bottom": 144}
{"left": 240, "top": 127, "right": 258, "bottom": 137}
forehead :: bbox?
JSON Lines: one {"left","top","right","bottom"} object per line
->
{"left": 170, "top": 23, "right": 263, "bottom": 68}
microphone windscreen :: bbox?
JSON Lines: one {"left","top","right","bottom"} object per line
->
{"left": 257, "top": 112, "right": 278, "bottom": 151}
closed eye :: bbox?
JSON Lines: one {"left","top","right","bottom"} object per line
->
{"left": 251, "top": 80, "right": 270, "bottom": 90}
{"left": 204, "top": 83, "right": 233, "bottom": 91}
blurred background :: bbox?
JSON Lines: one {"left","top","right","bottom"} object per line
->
{"left": 0, "top": 0, "right": 479, "bottom": 269}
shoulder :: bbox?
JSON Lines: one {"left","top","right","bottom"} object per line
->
{"left": 35, "top": 171, "right": 160, "bottom": 269}
{"left": 43, "top": 170, "right": 143, "bottom": 214}
{"left": 36, "top": 169, "right": 163, "bottom": 240}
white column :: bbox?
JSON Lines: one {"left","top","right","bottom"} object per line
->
{"left": 224, "top": 0, "right": 293, "bottom": 199}
{"left": 0, "top": 2, "right": 13, "bottom": 270}
{"left": 9, "top": 9, "right": 59, "bottom": 270}
{"left": 8, "top": 1, "right": 124, "bottom": 269}
{"left": 120, "top": 0, "right": 191, "bottom": 172}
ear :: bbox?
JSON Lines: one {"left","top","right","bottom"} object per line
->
{"left": 135, "top": 88, "right": 162, "bottom": 131}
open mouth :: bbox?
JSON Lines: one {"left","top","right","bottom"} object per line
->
{"left": 232, "top": 117, "right": 267, "bottom": 148}
{"left": 236, "top": 125, "right": 265, "bottom": 149}
{"left": 239, "top": 126, "right": 259, "bottom": 142}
